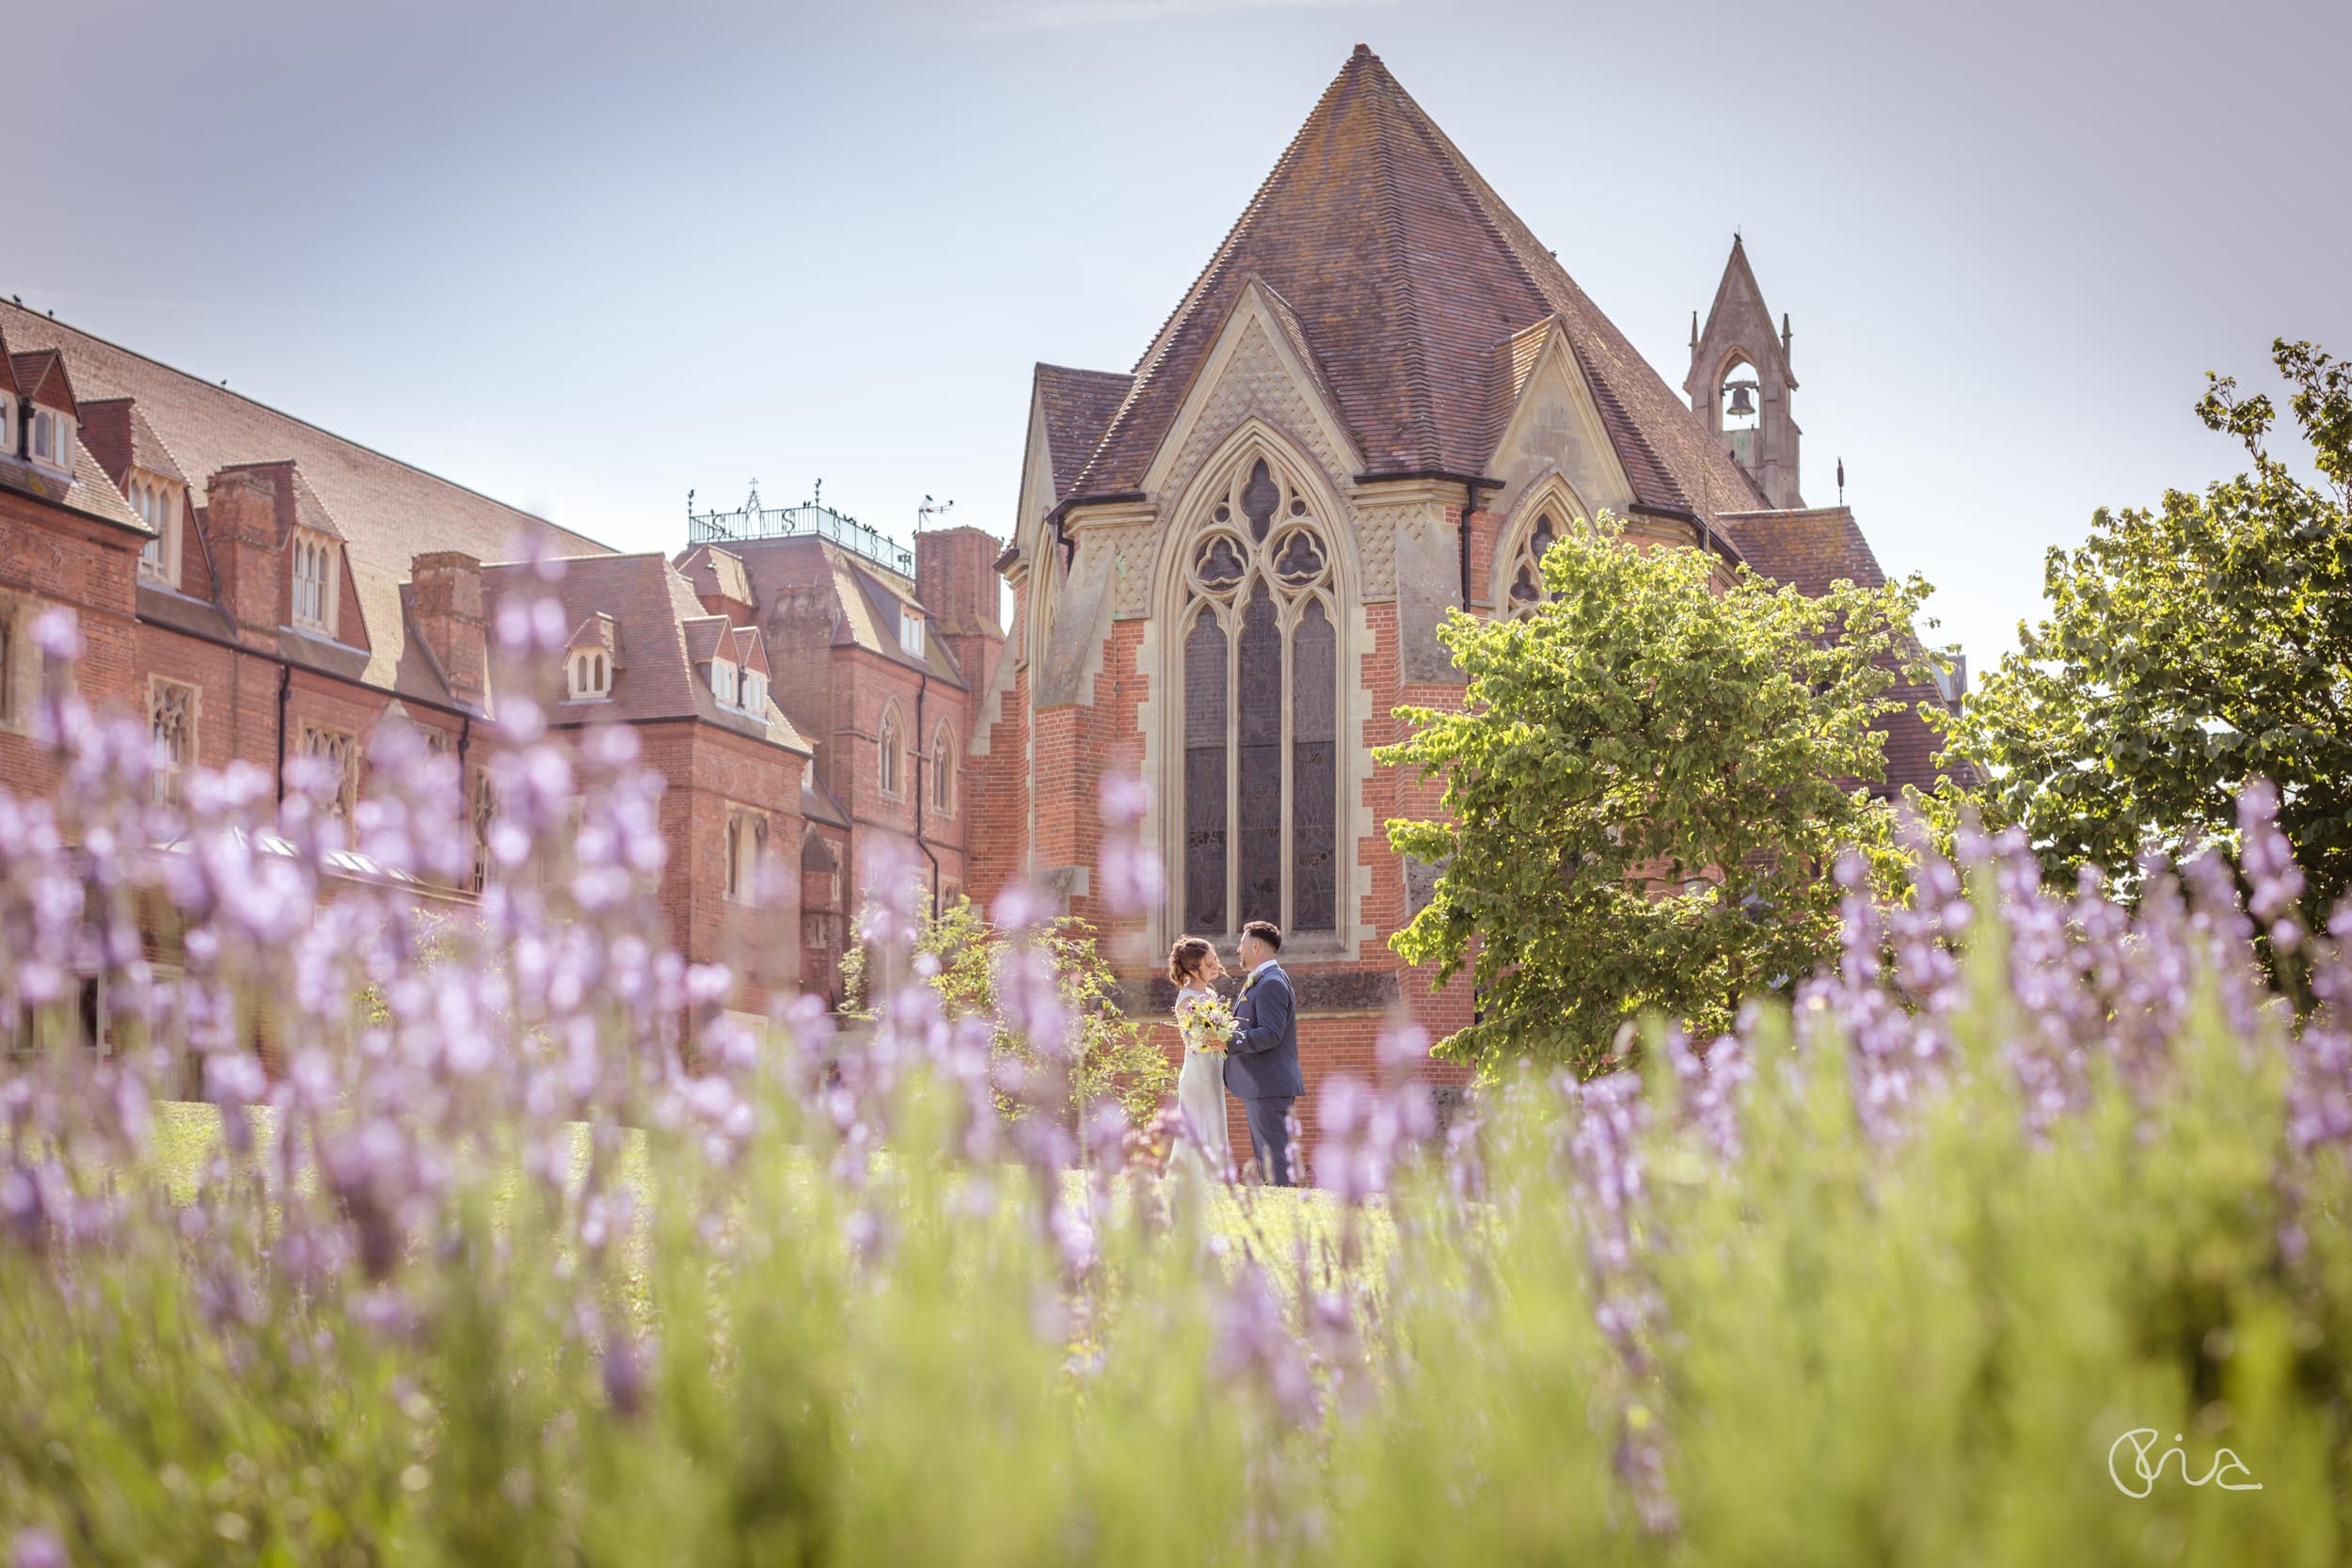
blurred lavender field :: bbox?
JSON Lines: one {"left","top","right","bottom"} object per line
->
{"left": 4, "top": 582, "right": 2350, "bottom": 1565}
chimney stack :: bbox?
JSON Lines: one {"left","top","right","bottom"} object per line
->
{"left": 410, "top": 551, "right": 486, "bottom": 706}
{"left": 915, "top": 526, "right": 1005, "bottom": 640}
{"left": 204, "top": 467, "right": 284, "bottom": 644}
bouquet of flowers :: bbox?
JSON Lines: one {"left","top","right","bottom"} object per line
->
{"left": 1175, "top": 990, "right": 1237, "bottom": 1054}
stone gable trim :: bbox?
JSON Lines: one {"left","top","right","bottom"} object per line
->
{"left": 1143, "top": 284, "right": 1360, "bottom": 506}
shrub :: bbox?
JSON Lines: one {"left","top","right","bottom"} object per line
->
{"left": 840, "top": 889, "right": 1173, "bottom": 1131}
{"left": 2, "top": 594, "right": 2349, "bottom": 1566}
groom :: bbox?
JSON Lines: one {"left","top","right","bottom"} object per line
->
{"left": 1224, "top": 920, "right": 1303, "bottom": 1186}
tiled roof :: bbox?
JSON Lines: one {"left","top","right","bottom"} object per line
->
{"left": 0, "top": 301, "right": 612, "bottom": 709}
{"left": 10, "top": 350, "right": 76, "bottom": 412}
{"left": 1063, "top": 45, "right": 1765, "bottom": 526}
{"left": 701, "top": 546, "right": 755, "bottom": 607}
{"left": 1715, "top": 505, "right": 1958, "bottom": 795}
{"left": 0, "top": 325, "right": 142, "bottom": 535}
{"left": 78, "top": 398, "right": 190, "bottom": 487}
{"left": 1713, "top": 507, "right": 1884, "bottom": 594}
{"left": 565, "top": 612, "right": 616, "bottom": 653}
{"left": 0, "top": 391, "right": 150, "bottom": 540}
{"left": 484, "top": 555, "right": 810, "bottom": 753}
{"left": 1033, "top": 364, "right": 1132, "bottom": 501}
{"left": 694, "top": 534, "right": 968, "bottom": 689}
{"left": 682, "top": 616, "right": 731, "bottom": 664}
{"left": 732, "top": 625, "right": 770, "bottom": 677}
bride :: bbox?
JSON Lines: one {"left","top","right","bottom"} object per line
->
{"left": 1166, "top": 936, "right": 1232, "bottom": 1182}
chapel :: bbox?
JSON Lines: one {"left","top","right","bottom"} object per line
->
{"left": 967, "top": 45, "right": 1958, "bottom": 1131}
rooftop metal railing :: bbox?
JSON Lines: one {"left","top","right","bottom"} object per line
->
{"left": 687, "top": 488, "right": 914, "bottom": 577}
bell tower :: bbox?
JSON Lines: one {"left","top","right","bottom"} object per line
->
{"left": 1685, "top": 235, "right": 1804, "bottom": 509}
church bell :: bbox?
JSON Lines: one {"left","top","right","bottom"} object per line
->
{"left": 1724, "top": 381, "right": 1756, "bottom": 419}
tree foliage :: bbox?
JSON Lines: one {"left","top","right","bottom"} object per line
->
{"left": 1947, "top": 340, "right": 2352, "bottom": 915}
{"left": 1380, "top": 515, "right": 1938, "bottom": 1074}
{"left": 844, "top": 894, "right": 1173, "bottom": 1127}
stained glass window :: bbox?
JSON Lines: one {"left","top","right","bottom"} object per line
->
{"left": 1177, "top": 453, "right": 1342, "bottom": 939}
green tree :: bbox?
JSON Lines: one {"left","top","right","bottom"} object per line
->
{"left": 1947, "top": 340, "right": 2352, "bottom": 913}
{"left": 1380, "top": 515, "right": 1938, "bottom": 1074}
{"left": 844, "top": 895, "right": 1173, "bottom": 1127}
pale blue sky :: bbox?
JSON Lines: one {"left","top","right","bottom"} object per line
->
{"left": 12, "top": 0, "right": 2345, "bottom": 668}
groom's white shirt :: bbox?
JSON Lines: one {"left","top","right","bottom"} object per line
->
{"left": 1245, "top": 958, "right": 1278, "bottom": 988}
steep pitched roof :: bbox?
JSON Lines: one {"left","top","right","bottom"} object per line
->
{"left": 682, "top": 615, "right": 731, "bottom": 664}
{"left": 10, "top": 350, "right": 76, "bottom": 412}
{"left": 733, "top": 625, "right": 771, "bottom": 677}
{"left": 0, "top": 433, "right": 151, "bottom": 534}
{"left": 1715, "top": 505, "right": 1960, "bottom": 796}
{"left": 76, "top": 398, "right": 189, "bottom": 487}
{"left": 1033, "top": 364, "right": 1133, "bottom": 501}
{"left": 699, "top": 534, "right": 968, "bottom": 688}
{"left": 0, "top": 300, "right": 612, "bottom": 710}
{"left": 1063, "top": 45, "right": 1765, "bottom": 525}
{"left": 1713, "top": 507, "right": 1883, "bottom": 595}
{"left": 483, "top": 555, "right": 811, "bottom": 752}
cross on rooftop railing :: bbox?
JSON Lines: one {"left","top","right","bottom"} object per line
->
{"left": 686, "top": 482, "right": 915, "bottom": 578}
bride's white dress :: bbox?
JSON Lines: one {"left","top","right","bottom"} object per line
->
{"left": 1169, "top": 982, "right": 1232, "bottom": 1182}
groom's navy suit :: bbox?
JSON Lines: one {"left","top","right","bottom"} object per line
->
{"left": 1225, "top": 961, "right": 1304, "bottom": 1186}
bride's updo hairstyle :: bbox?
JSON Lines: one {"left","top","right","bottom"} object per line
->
{"left": 1168, "top": 936, "right": 1215, "bottom": 988}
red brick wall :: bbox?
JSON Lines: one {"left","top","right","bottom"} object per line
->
{"left": 624, "top": 718, "right": 807, "bottom": 1014}
{"left": 0, "top": 492, "right": 143, "bottom": 800}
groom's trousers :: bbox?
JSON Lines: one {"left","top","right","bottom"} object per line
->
{"left": 1243, "top": 1096, "right": 1295, "bottom": 1187}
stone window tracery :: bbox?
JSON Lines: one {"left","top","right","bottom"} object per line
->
{"left": 298, "top": 722, "right": 358, "bottom": 822}
{"left": 930, "top": 720, "right": 956, "bottom": 816}
{"left": 1179, "top": 454, "right": 1338, "bottom": 938}
{"left": 878, "top": 703, "right": 903, "bottom": 800}
{"left": 150, "top": 678, "right": 197, "bottom": 804}
{"left": 1506, "top": 510, "right": 1563, "bottom": 616}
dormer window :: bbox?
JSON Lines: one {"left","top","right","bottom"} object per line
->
{"left": 0, "top": 392, "right": 13, "bottom": 456}
{"left": 28, "top": 408, "right": 74, "bottom": 473}
{"left": 742, "top": 668, "right": 768, "bottom": 714}
{"left": 712, "top": 657, "right": 739, "bottom": 705}
{"left": 567, "top": 648, "right": 612, "bottom": 701}
{"left": 131, "top": 476, "right": 183, "bottom": 589}
{"left": 899, "top": 606, "right": 926, "bottom": 657}
{"left": 291, "top": 530, "right": 338, "bottom": 636}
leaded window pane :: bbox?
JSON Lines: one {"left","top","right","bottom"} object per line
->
{"left": 1272, "top": 528, "right": 1326, "bottom": 586}
{"left": 1178, "top": 453, "right": 1346, "bottom": 940}
{"left": 1291, "top": 598, "right": 1336, "bottom": 931}
{"left": 1184, "top": 609, "right": 1228, "bottom": 932}
{"left": 1240, "top": 459, "right": 1279, "bottom": 543}
{"left": 1196, "top": 536, "right": 1244, "bottom": 591}
{"left": 1236, "top": 581, "right": 1282, "bottom": 926}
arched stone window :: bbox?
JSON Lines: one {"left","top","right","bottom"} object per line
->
{"left": 930, "top": 720, "right": 956, "bottom": 816}
{"left": 1505, "top": 510, "right": 1563, "bottom": 617}
{"left": 878, "top": 703, "right": 903, "bottom": 800}
{"left": 1177, "top": 452, "right": 1338, "bottom": 938}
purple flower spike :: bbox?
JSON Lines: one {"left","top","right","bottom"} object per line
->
{"left": 11, "top": 1527, "right": 68, "bottom": 1568}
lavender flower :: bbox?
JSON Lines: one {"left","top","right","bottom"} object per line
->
{"left": 10, "top": 1527, "right": 67, "bottom": 1568}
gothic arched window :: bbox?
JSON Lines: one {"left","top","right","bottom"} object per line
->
{"left": 878, "top": 704, "right": 903, "bottom": 800}
{"left": 930, "top": 720, "right": 956, "bottom": 816}
{"left": 1179, "top": 454, "right": 1338, "bottom": 938}
{"left": 1506, "top": 510, "right": 1563, "bottom": 617}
